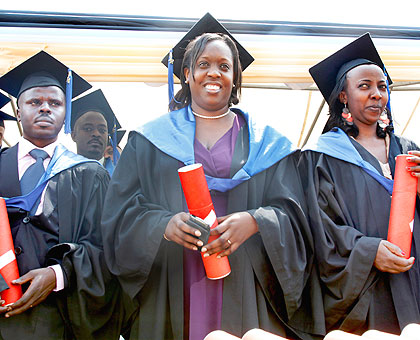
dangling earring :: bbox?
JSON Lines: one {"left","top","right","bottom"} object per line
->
{"left": 342, "top": 103, "right": 353, "bottom": 125}
{"left": 185, "top": 79, "right": 189, "bottom": 84}
{"left": 378, "top": 111, "right": 390, "bottom": 130}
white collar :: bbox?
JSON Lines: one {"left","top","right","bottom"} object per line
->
{"left": 18, "top": 137, "right": 59, "bottom": 161}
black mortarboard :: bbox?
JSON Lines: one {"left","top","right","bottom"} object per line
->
{"left": 161, "top": 13, "right": 254, "bottom": 102}
{"left": 0, "top": 50, "right": 91, "bottom": 133}
{"left": 162, "top": 13, "right": 254, "bottom": 79}
{"left": 309, "top": 33, "right": 392, "bottom": 105}
{"left": 0, "top": 92, "right": 16, "bottom": 122}
{"left": 71, "top": 89, "right": 121, "bottom": 135}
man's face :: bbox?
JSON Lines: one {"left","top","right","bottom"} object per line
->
{"left": 71, "top": 111, "right": 108, "bottom": 160}
{"left": 17, "top": 86, "right": 65, "bottom": 147}
{"left": 0, "top": 125, "right": 4, "bottom": 147}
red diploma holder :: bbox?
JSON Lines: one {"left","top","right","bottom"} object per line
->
{"left": 387, "top": 154, "right": 418, "bottom": 258}
{"left": 0, "top": 198, "right": 22, "bottom": 305}
{"left": 178, "top": 164, "right": 231, "bottom": 280}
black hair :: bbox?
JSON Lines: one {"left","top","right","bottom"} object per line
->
{"left": 169, "top": 33, "right": 242, "bottom": 111}
{"left": 0, "top": 120, "right": 4, "bottom": 128}
{"left": 323, "top": 67, "right": 394, "bottom": 138}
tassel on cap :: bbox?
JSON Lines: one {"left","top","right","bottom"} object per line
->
{"left": 168, "top": 49, "right": 175, "bottom": 103}
{"left": 111, "top": 118, "right": 120, "bottom": 166}
{"left": 64, "top": 69, "right": 73, "bottom": 134}
{"left": 384, "top": 68, "right": 391, "bottom": 113}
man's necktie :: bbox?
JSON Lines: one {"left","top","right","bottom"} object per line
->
{"left": 20, "top": 149, "right": 49, "bottom": 195}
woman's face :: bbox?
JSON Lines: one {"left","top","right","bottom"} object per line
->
{"left": 340, "top": 64, "right": 388, "bottom": 127}
{"left": 184, "top": 39, "right": 234, "bottom": 114}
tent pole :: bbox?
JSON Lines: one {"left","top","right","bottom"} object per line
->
{"left": 298, "top": 91, "right": 312, "bottom": 147}
{"left": 401, "top": 95, "right": 420, "bottom": 136}
{"left": 301, "top": 99, "right": 325, "bottom": 148}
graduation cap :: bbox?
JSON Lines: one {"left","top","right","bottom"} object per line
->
{"left": 71, "top": 89, "right": 122, "bottom": 165}
{"left": 0, "top": 50, "right": 92, "bottom": 133}
{"left": 0, "top": 92, "right": 16, "bottom": 124}
{"left": 309, "top": 33, "right": 392, "bottom": 111}
{"left": 161, "top": 12, "right": 254, "bottom": 101}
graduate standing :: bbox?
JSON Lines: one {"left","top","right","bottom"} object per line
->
{"left": 101, "top": 13, "right": 323, "bottom": 340}
{"left": 0, "top": 51, "right": 123, "bottom": 340}
{"left": 70, "top": 89, "right": 122, "bottom": 176}
{"left": 299, "top": 34, "right": 420, "bottom": 335}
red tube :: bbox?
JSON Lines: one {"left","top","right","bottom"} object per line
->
{"left": 0, "top": 198, "right": 22, "bottom": 305}
{"left": 387, "top": 154, "right": 418, "bottom": 258}
{"left": 178, "top": 164, "right": 231, "bottom": 279}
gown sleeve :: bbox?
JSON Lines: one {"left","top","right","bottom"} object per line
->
{"left": 49, "top": 162, "right": 124, "bottom": 339}
{"left": 298, "top": 150, "right": 382, "bottom": 331}
{"left": 101, "top": 132, "right": 176, "bottom": 299}
{"left": 246, "top": 151, "right": 325, "bottom": 335}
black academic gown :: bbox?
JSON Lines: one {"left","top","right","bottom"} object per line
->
{"left": 299, "top": 133, "right": 420, "bottom": 335}
{"left": 0, "top": 144, "right": 124, "bottom": 340}
{"left": 101, "top": 128, "right": 325, "bottom": 340}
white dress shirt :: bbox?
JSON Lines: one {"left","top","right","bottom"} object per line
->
{"left": 17, "top": 137, "right": 64, "bottom": 291}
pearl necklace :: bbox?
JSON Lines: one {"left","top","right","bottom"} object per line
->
{"left": 192, "top": 109, "right": 231, "bottom": 119}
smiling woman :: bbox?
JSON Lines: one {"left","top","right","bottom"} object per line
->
{"left": 186, "top": 39, "right": 235, "bottom": 118}
{"left": 101, "top": 13, "right": 323, "bottom": 340}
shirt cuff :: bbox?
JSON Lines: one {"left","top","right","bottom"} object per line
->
{"left": 48, "top": 264, "right": 65, "bottom": 292}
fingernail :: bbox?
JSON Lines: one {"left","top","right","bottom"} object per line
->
{"left": 406, "top": 167, "right": 412, "bottom": 171}
{"left": 217, "top": 255, "right": 221, "bottom": 259}
{"left": 5, "top": 314, "right": 9, "bottom": 318}
{"left": 195, "top": 230, "right": 201, "bottom": 237}
{"left": 203, "top": 253, "right": 209, "bottom": 258}
{"left": 201, "top": 247, "right": 207, "bottom": 253}
{"left": 197, "top": 241, "right": 203, "bottom": 247}
{"left": 192, "top": 246, "right": 198, "bottom": 251}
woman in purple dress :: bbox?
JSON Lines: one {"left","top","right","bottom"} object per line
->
{"left": 101, "top": 13, "right": 323, "bottom": 340}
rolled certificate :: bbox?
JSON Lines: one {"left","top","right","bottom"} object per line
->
{"left": 387, "top": 154, "right": 418, "bottom": 259}
{"left": 178, "top": 163, "right": 231, "bottom": 279}
{"left": 0, "top": 198, "right": 22, "bottom": 305}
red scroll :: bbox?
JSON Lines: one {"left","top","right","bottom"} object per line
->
{"left": 178, "top": 164, "right": 231, "bottom": 279}
{"left": 0, "top": 198, "right": 22, "bottom": 305}
{"left": 387, "top": 154, "right": 418, "bottom": 258}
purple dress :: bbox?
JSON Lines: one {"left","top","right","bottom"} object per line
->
{"left": 183, "top": 114, "right": 245, "bottom": 340}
